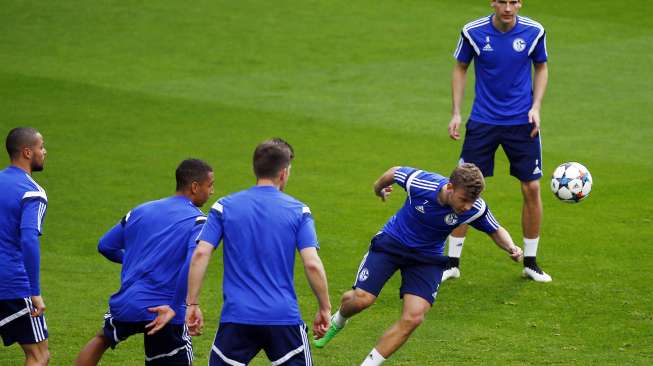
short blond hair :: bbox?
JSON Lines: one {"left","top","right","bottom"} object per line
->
{"left": 449, "top": 163, "right": 485, "bottom": 200}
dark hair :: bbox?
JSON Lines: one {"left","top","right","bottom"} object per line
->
{"left": 6, "top": 127, "right": 39, "bottom": 159}
{"left": 449, "top": 163, "right": 485, "bottom": 200}
{"left": 253, "top": 138, "right": 294, "bottom": 179}
{"left": 175, "top": 159, "right": 213, "bottom": 191}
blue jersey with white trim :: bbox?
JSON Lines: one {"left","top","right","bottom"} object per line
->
{"left": 104, "top": 196, "right": 205, "bottom": 324}
{"left": 197, "top": 185, "right": 319, "bottom": 325}
{"left": 454, "top": 15, "right": 548, "bottom": 125}
{"left": 382, "top": 167, "right": 500, "bottom": 254}
{"left": 0, "top": 166, "right": 47, "bottom": 300}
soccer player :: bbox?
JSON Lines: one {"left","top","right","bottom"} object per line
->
{"left": 445, "top": 0, "right": 551, "bottom": 282}
{"left": 0, "top": 127, "right": 49, "bottom": 366}
{"left": 185, "top": 138, "right": 331, "bottom": 366}
{"left": 74, "top": 159, "right": 214, "bottom": 366}
{"left": 313, "top": 164, "right": 524, "bottom": 366}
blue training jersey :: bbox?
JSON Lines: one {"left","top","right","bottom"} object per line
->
{"left": 0, "top": 166, "right": 47, "bottom": 300}
{"left": 382, "top": 167, "right": 500, "bottom": 254}
{"left": 101, "top": 195, "right": 206, "bottom": 324}
{"left": 454, "top": 15, "right": 548, "bottom": 125}
{"left": 197, "top": 185, "right": 319, "bottom": 326}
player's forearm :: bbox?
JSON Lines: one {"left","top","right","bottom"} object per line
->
{"left": 451, "top": 63, "right": 468, "bottom": 116}
{"left": 21, "top": 228, "right": 41, "bottom": 296}
{"left": 531, "top": 63, "right": 548, "bottom": 110}
{"left": 303, "top": 257, "right": 331, "bottom": 311}
{"left": 373, "top": 167, "right": 399, "bottom": 196}
{"left": 489, "top": 227, "right": 519, "bottom": 254}
{"left": 186, "top": 243, "right": 213, "bottom": 304}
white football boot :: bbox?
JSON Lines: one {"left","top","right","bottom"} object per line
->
{"left": 522, "top": 266, "right": 552, "bottom": 282}
{"left": 441, "top": 267, "right": 460, "bottom": 282}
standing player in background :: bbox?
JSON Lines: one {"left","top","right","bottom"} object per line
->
{"left": 75, "top": 159, "right": 214, "bottom": 366}
{"left": 0, "top": 128, "right": 49, "bottom": 366}
{"left": 314, "top": 164, "right": 523, "bottom": 366}
{"left": 185, "top": 138, "right": 331, "bottom": 366}
{"left": 444, "top": 0, "right": 551, "bottom": 282}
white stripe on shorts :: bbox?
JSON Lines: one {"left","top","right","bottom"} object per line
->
{"left": 212, "top": 344, "right": 246, "bottom": 366}
{"left": 145, "top": 345, "right": 188, "bottom": 362}
{"left": 0, "top": 308, "right": 30, "bottom": 327}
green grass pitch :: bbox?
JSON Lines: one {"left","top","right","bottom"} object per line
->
{"left": 1, "top": 1, "right": 652, "bottom": 364}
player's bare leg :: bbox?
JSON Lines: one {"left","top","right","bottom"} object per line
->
{"left": 74, "top": 331, "right": 111, "bottom": 366}
{"left": 442, "top": 224, "right": 468, "bottom": 281}
{"left": 314, "top": 288, "right": 376, "bottom": 348}
{"left": 361, "top": 294, "right": 431, "bottom": 365}
{"left": 21, "top": 340, "right": 50, "bottom": 366}
{"left": 521, "top": 179, "right": 551, "bottom": 282}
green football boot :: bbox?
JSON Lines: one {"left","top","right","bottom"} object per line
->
{"left": 313, "top": 321, "right": 344, "bottom": 349}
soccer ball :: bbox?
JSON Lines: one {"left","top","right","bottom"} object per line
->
{"left": 550, "top": 162, "right": 593, "bottom": 203}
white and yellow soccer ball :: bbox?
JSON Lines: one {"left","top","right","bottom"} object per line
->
{"left": 551, "top": 162, "right": 593, "bottom": 203}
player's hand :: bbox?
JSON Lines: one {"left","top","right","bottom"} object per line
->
{"left": 145, "top": 305, "right": 176, "bottom": 335}
{"left": 376, "top": 186, "right": 393, "bottom": 202}
{"left": 528, "top": 108, "right": 541, "bottom": 138}
{"left": 312, "top": 307, "right": 331, "bottom": 339}
{"left": 508, "top": 245, "right": 523, "bottom": 262}
{"left": 186, "top": 304, "right": 204, "bottom": 336}
{"left": 448, "top": 115, "right": 462, "bottom": 140}
{"left": 29, "top": 295, "right": 46, "bottom": 317}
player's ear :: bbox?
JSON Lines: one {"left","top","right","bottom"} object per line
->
{"left": 190, "top": 181, "right": 200, "bottom": 194}
{"left": 22, "top": 145, "right": 32, "bottom": 160}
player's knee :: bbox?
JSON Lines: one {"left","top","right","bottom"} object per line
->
{"left": 25, "top": 347, "right": 50, "bottom": 365}
{"left": 400, "top": 312, "right": 425, "bottom": 330}
{"left": 521, "top": 180, "right": 541, "bottom": 198}
{"left": 353, "top": 290, "right": 376, "bottom": 310}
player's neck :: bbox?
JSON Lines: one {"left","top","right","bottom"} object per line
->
{"left": 492, "top": 14, "right": 517, "bottom": 33}
{"left": 436, "top": 188, "right": 447, "bottom": 207}
{"left": 10, "top": 161, "right": 32, "bottom": 175}
{"left": 256, "top": 179, "right": 281, "bottom": 190}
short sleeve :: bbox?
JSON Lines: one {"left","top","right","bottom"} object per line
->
{"left": 468, "top": 202, "right": 501, "bottom": 234}
{"left": 394, "top": 167, "right": 417, "bottom": 190}
{"left": 20, "top": 198, "right": 47, "bottom": 235}
{"left": 297, "top": 206, "right": 319, "bottom": 250}
{"left": 530, "top": 31, "right": 548, "bottom": 63}
{"left": 197, "top": 201, "right": 224, "bottom": 247}
{"left": 454, "top": 32, "right": 475, "bottom": 63}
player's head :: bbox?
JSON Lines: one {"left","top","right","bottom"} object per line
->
{"left": 491, "top": 0, "right": 522, "bottom": 26}
{"left": 445, "top": 163, "right": 485, "bottom": 214}
{"left": 175, "top": 158, "right": 214, "bottom": 207}
{"left": 253, "top": 138, "right": 294, "bottom": 191}
{"left": 5, "top": 127, "right": 46, "bottom": 172}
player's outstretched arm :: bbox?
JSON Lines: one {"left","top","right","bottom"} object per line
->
{"left": 185, "top": 241, "right": 213, "bottom": 336}
{"left": 488, "top": 227, "right": 523, "bottom": 262}
{"left": 373, "top": 166, "right": 400, "bottom": 202}
{"left": 449, "top": 61, "right": 469, "bottom": 140}
{"left": 300, "top": 247, "right": 331, "bottom": 339}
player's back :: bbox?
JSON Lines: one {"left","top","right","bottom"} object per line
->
{"left": 217, "top": 186, "right": 315, "bottom": 325}
{"left": 109, "top": 195, "right": 203, "bottom": 322}
{"left": 0, "top": 166, "right": 47, "bottom": 300}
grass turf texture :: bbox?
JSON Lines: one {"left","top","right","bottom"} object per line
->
{"left": 1, "top": 0, "right": 652, "bottom": 364}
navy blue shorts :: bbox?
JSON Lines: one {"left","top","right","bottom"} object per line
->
{"left": 353, "top": 232, "right": 447, "bottom": 305}
{"left": 102, "top": 312, "right": 192, "bottom": 366}
{"left": 0, "top": 298, "right": 48, "bottom": 346}
{"left": 210, "top": 323, "right": 312, "bottom": 366}
{"left": 460, "top": 120, "right": 542, "bottom": 181}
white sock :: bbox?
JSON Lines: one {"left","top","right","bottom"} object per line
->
{"left": 332, "top": 310, "right": 348, "bottom": 328}
{"left": 523, "top": 237, "right": 539, "bottom": 257}
{"left": 360, "top": 348, "right": 386, "bottom": 366}
{"left": 447, "top": 236, "right": 466, "bottom": 258}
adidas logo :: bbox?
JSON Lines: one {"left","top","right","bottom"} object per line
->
{"left": 415, "top": 205, "right": 425, "bottom": 213}
{"left": 533, "top": 166, "right": 542, "bottom": 174}
{"left": 483, "top": 43, "right": 493, "bottom": 52}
